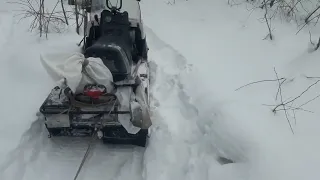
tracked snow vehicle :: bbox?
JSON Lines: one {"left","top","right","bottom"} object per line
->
{"left": 38, "top": 0, "right": 151, "bottom": 147}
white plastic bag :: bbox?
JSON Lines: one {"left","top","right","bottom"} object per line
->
{"left": 40, "top": 52, "right": 114, "bottom": 93}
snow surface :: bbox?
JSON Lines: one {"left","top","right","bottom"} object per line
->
{"left": 1, "top": 0, "right": 320, "bottom": 179}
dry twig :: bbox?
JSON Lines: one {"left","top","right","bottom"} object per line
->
{"left": 236, "top": 67, "right": 320, "bottom": 134}
{"left": 272, "top": 80, "right": 320, "bottom": 112}
{"left": 273, "top": 67, "right": 294, "bottom": 134}
{"left": 235, "top": 78, "right": 286, "bottom": 91}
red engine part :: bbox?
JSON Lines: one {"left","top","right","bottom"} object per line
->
{"left": 83, "top": 85, "right": 106, "bottom": 99}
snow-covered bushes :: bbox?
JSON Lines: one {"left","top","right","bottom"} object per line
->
{"left": 8, "top": 0, "right": 78, "bottom": 38}
{"left": 227, "top": 0, "right": 320, "bottom": 50}
{"left": 242, "top": 0, "right": 320, "bottom": 34}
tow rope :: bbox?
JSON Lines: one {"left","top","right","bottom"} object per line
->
{"left": 72, "top": 87, "right": 117, "bottom": 180}
{"left": 73, "top": 128, "right": 98, "bottom": 180}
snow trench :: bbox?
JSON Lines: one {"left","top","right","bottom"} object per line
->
{"left": 142, "top": 27, "right": 251, "bottom": 180}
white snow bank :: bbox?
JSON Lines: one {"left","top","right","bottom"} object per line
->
{"left": 0, "top": 10, "right": 56, "bottom": 163}
{"left": 141, "top": 0, "right": 320, "bottom": 179}
{"left": 142, "top": 27, "right": 254, "bottom": 180}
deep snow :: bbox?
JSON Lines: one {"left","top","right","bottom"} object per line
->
{"left": 141, "top": 0, "right": 320, "bottom": 179}
{"left": 1, "top": 0, "right": 320, "bottom": 180}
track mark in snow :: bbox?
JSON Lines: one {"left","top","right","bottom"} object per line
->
{"left": 0, "top": 119, "right": 46, "bottom": 180}
{"left": 0, "top": 117, "right": 145, "bottom": 180}
{"left": 143, "top": 27, "right": 239, "bottom": 180}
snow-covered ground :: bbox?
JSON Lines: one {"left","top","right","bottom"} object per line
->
{"left": 1, "top": 0, "right": 320, "bottom": 179}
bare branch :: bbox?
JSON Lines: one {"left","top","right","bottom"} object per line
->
{"left": 60, "top": 0, "right": 69, "bottom": 25}
{"left": 309, "top": 31, "right": 315, "bottom": 46}
{"left": 237, "top": 68, "right": 320, "bottom": 134}
{"left": 273, "top": 67, "right": 294, "bottom": 134}
{"left": 275, "top": 78, "right": 286, "bottom": 100}
{"left": 303, "top": 75, "right": 320, "bottom": 79}
{"left": 315, "top": 37, "right": 320, "bottom": 50}
{"left": 46, "top": 0, "right": 60, "bottom": 38}
{"left": 273, "top": 80, "right": 320, "bottom": 111}
{"left": 235, "top": 78, "right": 286, "bottom": 91}
{"left": 298, "top": 94, "right": 320, "bottom": 109}
{"left": 305, "top": 5, "right": 320, "bottom": 24}
{"left": 74, "top": 0, "right": 80, "bottom": 34}
{"left": 263, "top": 0, "right": 273, "bottom": 40}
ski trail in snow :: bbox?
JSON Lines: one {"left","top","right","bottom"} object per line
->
{"left": 144, "top": 27, "right": 215, "bottom": 180}
{"left": 0, "top": 117, "right": 146, "bottom": 180}
{"left": 0, "top": 119, "right": 45, "bottom": 180}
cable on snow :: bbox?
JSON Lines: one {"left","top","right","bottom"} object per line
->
{"left": 73, "top": 128, "right": 98, "bottom": 180}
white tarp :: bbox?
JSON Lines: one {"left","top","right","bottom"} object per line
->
{"left": 40, "top": 52, "right": 114, "bottom": 94}
{"left": 40, "top": 52, "right": 141, "bottom": 134}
